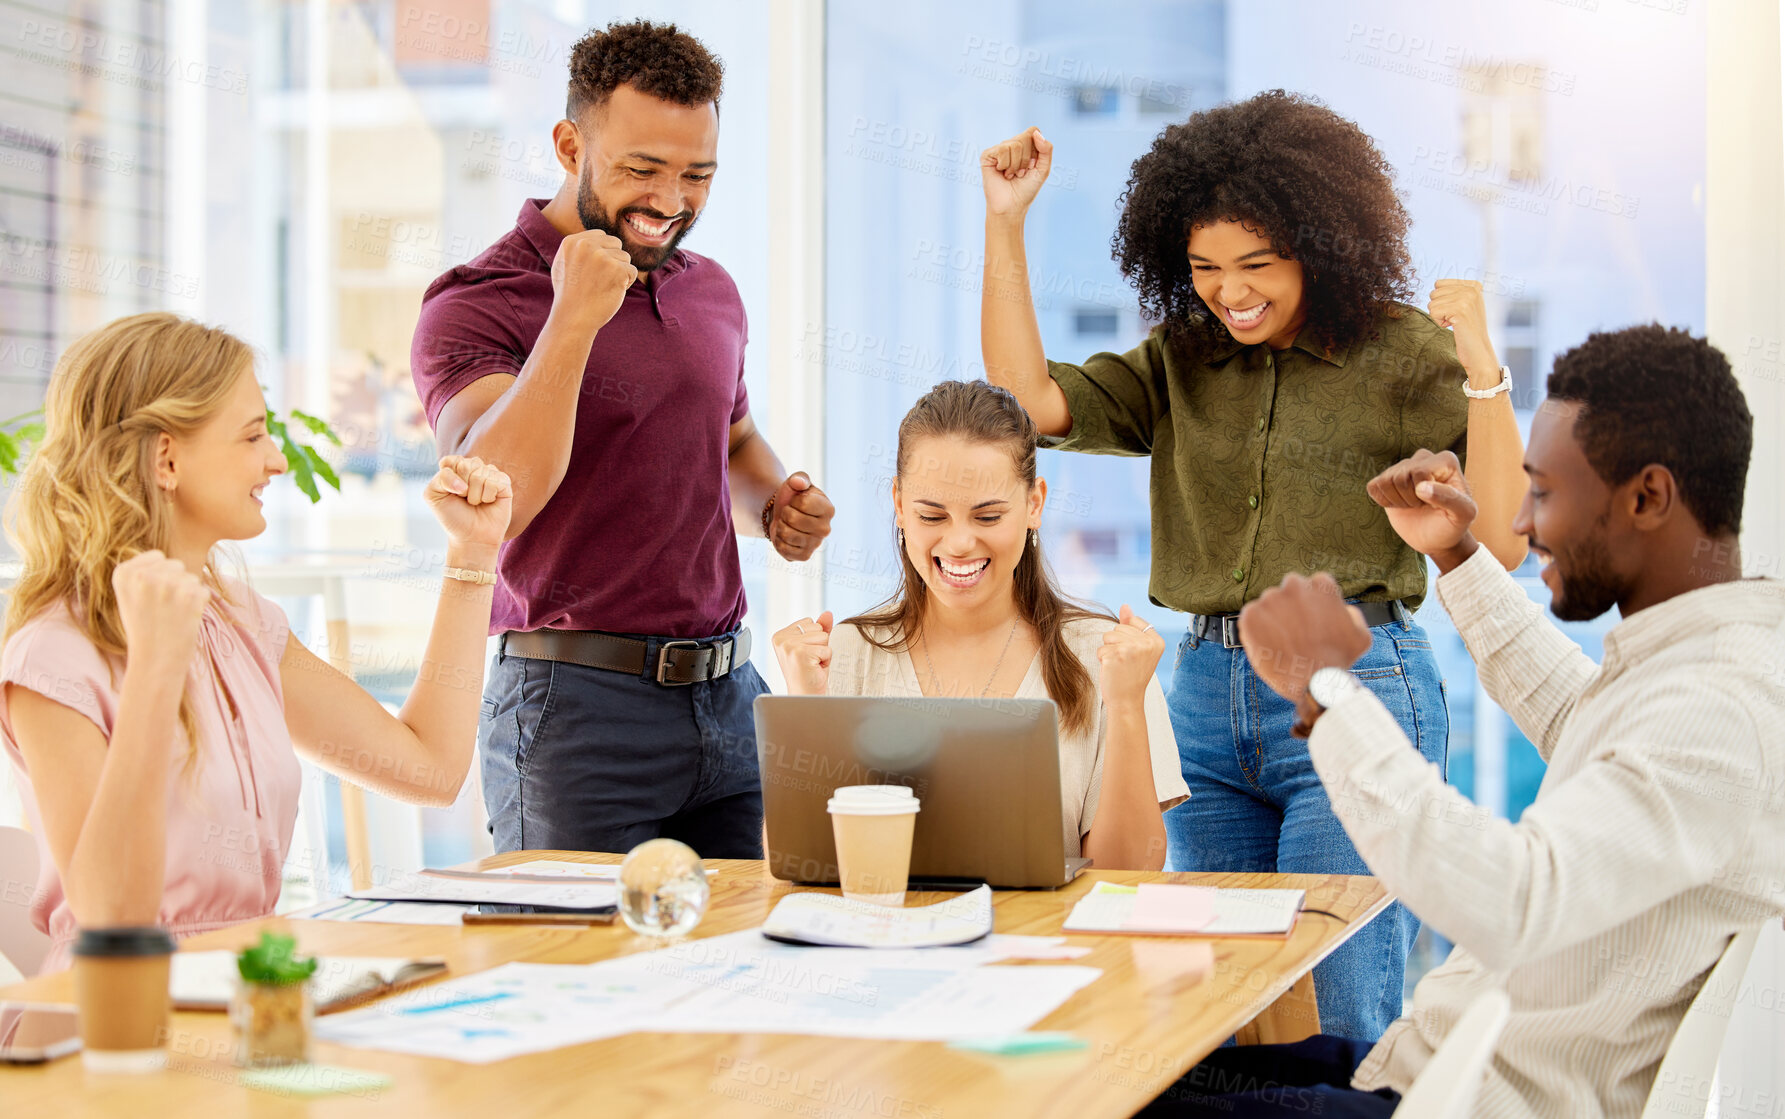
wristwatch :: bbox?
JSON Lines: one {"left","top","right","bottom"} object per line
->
{"left": 1463, "top": 365, "right": 1514, "bottom": 399}
{"left": 1308, "top": 667, "right": 1365, "bottom": 710}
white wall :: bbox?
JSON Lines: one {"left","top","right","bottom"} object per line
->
{"left": 1706, "top": 2, "right": 1784, "bottom": 1108}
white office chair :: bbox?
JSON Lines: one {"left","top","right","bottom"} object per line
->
{"left": 1640, "top": 928, "right": 1760, "bottom": 1119}
{"left": 0, "top": 825, "right": 50, "bottom": 979}
{"left": 1391, "top": 988, "right": 1512, "bottom": 1118}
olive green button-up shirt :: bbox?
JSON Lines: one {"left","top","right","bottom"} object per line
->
{"left": 1042, "top": 304, "right": 1469, "bottom": 615}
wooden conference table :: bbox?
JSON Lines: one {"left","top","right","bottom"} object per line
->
{"left": 1, "top": 852, "right": 1391, "bottom": 1118}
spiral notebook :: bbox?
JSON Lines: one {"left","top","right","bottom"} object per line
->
{"left": 170, "top": 952, "right": 448, "bottom": 1013}
{"left": 1061, "top": 882, "right": 1305, "bottom": 937}
{"left": 761, "top": 885, "right": 995, "bottom": 948}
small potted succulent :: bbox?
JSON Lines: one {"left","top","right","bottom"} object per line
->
{"left": 230, "top": 932, "right": 318, "bottom": 1066}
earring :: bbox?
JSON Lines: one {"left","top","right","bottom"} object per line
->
{"left": 898, "top": 527, "right": 905, "bottom": 549}
{"left": 1030, "top": 528, "right": 1039, "bottom": 548}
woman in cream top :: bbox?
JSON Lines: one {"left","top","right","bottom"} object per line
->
{"left": 774, "top": 380, "right": 1187, "bottom": 869}
{"left": 822, "top": 617, "right": 1186, "bottom": 862}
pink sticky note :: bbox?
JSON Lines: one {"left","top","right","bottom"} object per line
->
{"left": 1123, "top": 884, "right": 1216, "bottom": 932}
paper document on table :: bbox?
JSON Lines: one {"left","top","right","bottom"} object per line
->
{"left": 621, "top": 930, "right": 1099, "bottom": 1040}
{"left": 320, "top": 927, "right": 1101, "bottom": 1062}
{"left": 1063, "top": 882, "right": 1304, "bottom": 936}
{"left": 488, "top": 859, "right": 619, "bottom": 879}
{"left": 762, "top": 885, "right": 993, "bottom": 947}
{"left": 425, "top": 860, "right": 619, "bottom": 882}
{"left": 318, "top": 960, "right": 685, "bottom": 1063}
{"left": 348, "top": 867, "right": 617, "bottom": 910}
{"left": 287, "top": 898, "right": 477, "bottom": 925}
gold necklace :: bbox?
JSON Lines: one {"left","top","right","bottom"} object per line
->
{"left": 920, "top": 617, "right": 1020, "bottom": 698}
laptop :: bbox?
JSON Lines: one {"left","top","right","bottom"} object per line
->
{"left": 752, "top": 695, "right": 1090, "bottom": 889}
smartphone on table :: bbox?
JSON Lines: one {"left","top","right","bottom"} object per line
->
{"left": 0, "top": 1002, "right": 81, "bottom": 1064}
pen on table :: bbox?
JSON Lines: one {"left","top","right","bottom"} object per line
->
{"left": 461, "top": 910, "right": 617, "bottom": 926}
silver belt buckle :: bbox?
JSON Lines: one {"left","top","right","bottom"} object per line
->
{"left": 655, "top": 639, "right": 703, "bottom": 686}
{"left": 1220, "top": 615, "right": 1243, "bottom": 649}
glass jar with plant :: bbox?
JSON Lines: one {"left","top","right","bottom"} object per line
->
{"left": 230, "top": 932, "right": 319, "bottom": 1066}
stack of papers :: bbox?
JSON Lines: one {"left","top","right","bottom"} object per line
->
{"left": 440, "top": 859, "right": 619, "bottom": 880}
{"left": 1062, "top": 882, "right": 1305, "bottom": 936}
{"left": 762, "top": 885, "right": 993, "bottom": 948}
{"left": 288, "top": 861, "right": 618, "bottom": 925}
{"left": 348, "top": 867, "right": 617, "bottom": 912}
{"left": 317, "top": 928, "right": 1100, "bottom": 1062}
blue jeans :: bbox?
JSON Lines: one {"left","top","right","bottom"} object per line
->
{"left": 1164, "top": 614, "right": 1449, "bottom": 1043}
{"left": 479, "top": 634, "right": 767, "bottom": 859}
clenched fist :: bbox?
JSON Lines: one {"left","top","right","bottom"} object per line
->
{"left": 112, "top": 550, "right": 209, "bottom": 674}
{"left": 772, "top": 611, "right": 834, "bottom": 696}
{"left": 1098, "top": 605, "right": 1165, "bottom": 711}
{"left": 768, "top": 473, "right": 834, "bottom": 562}
{"left": 550, "top": 228, "right": 638, "bottom": 334}
{"left": 424, "top": 455, "right": 514, "bottom": 550}
{"left": 1366, "top": 448, "right": 1480, "bottom": 563}
{"left": 1428, "top": 279, "right": 1502, "bottom": 388}
{"left": 1237, "top": 574, "right": 1372, "bottom": 705}
{"left": 981, "top": 127, "right": 1053, "bottom": 220}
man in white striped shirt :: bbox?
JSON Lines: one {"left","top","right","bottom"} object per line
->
{"left": 1144, "top": 325, "right": 1785, "bottom": 1118}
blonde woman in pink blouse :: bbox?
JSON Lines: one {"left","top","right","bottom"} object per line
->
{"left": 0, "top": 312, "right": 511, "bottom": 973}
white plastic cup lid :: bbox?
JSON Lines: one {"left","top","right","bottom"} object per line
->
{"left": 827, "top": 784, "right": 921, "bottom": 815}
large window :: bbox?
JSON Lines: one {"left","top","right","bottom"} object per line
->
{"left": 0, "top": 0, "right": 776, "bottom": 895}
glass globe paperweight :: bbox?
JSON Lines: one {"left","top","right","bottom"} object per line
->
{"left": 618, "top": 838, "right": 710, "bottom": 937}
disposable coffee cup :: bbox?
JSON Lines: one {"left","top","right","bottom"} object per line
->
{"left": 827, "top": 784, "right": 921, "bottom": 906}
{"left": 72, "top": 926, "right": 176, "bottom": 1073}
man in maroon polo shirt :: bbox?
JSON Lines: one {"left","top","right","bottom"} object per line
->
{"left": 410, "top": 21, "right": 832, "bottom": 858}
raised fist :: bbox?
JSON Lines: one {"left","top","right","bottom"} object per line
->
{"left": 1097, "top": 605, "right": 1165, "bottom": 710}
{"left": 1428, "top": 279, "right": 1500, "bottom": 386}
{"left": 981, "top": 127, "right": 1053, "bottom": 220}
{"left": 1366, "top": 449, "right": 1479, "bottom": 558}
{"left": 424, "top": 455, "right": 514, "bottom": 549}
{"left": 112, "top": 550, "right": 209, "bottom": 671}
{"left": 550, "top": 229, "right": 638, "bottom": 334}
{"left": 772, "top": 611, "right": 834, "bottom": 696}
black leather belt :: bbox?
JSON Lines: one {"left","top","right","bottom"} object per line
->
{"left": 499, "top": 627, "right": 751, "bottom": 686}
{"left": 1187, "top": 600, "right": 1410, "bottom": 650}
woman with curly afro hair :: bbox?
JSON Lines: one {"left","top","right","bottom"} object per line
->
{"left": 978, "top": 90, "right": 1526, "bottom": 1044}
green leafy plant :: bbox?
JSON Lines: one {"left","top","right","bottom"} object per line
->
{"left": 266, "top": 405, "right": 343, "bottom": 503}
{"left": 0, "top": 411, "right": 45, "bottom": 478}
{"left": 235, "top": 932, "right": 318, "bottom": 986}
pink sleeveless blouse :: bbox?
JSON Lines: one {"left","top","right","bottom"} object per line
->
{"left": 0, "top": 582, "right": 299, "bottom": 973}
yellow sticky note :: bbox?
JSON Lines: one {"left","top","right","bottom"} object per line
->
{"left": 239, "top": 1063, "right": 394, "bottom": 1098}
